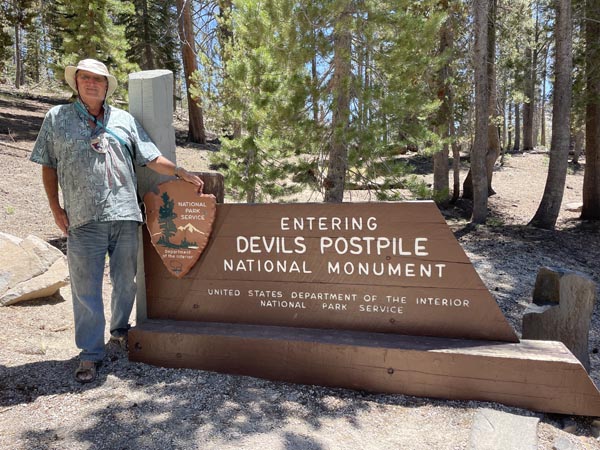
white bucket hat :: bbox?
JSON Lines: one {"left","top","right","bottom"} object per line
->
{"left": 64, "top": 59, "right": 118, "bottom": 98}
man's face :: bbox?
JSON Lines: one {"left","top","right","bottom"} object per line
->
{"left": 76, "top": 70, "right": 108, "bottom": 106}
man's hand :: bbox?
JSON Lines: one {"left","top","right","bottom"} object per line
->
{"left": 177, "top": 167, "right": 204, "bottom": 193}
{"left": 147, "top": 156, "right": 204, "bottom": 193}
{"left": 42, "top": 166, "right": 69, "bottom": 235}
{"left": 51, "top": 206, "right": 69, "bottom": 235}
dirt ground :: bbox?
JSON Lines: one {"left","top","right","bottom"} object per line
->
{"left": 1, "top": 86, "right": 600, "bottom": 449}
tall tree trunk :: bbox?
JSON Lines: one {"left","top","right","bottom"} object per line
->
{"left": 14, "top": 22, "right": 21, "bottom": 89}
{"left": 451, "top": 121, "right": 461, "bottom": 202}
{"left": 324, "top": 4, "right": 352, "bottom": 203}
{"left": 529, "top": 0, "right": 572, "bottom": 229}
{"left": 311, "top": 56, "right": 319, "bottom": 123}
{"left": 176, "top": 0, "right": 206, "bottom": 144}
{"left": 433, "top": 0, "right": 452, "bottom": 205}
{"left": 485, "top": 0, "right": 500, "bottom": 195}
{"left": 513, "top": 102, "right": 521, "bottom": 151}
{"left": 582, "top": 0, "right": 600, "bottom": 219}
{"left": 501, "top": 81, "right": 507, "bottom": 152}
{"left": 571, "top": 128, "right": 584, "bottom": 165}
{"left": 504, "top": 99, "right": 512, "bottom": 165}
{"left": 363, "top": 44, "right": 370, "bottom": 129}
{"left": 463, "top": 0, "right": 496, "bottom": 200}
{"left": 540, "top": 45, "right": 548, "bottom": 147}
{"left": 141, "top": 0, "right": 155, "bottom": 70}
{"left": 471, "top": 0, "right": 490, "bottom": 223}
{"left": 217, "top": 0, "right": 240, "bottom": 139}
{"left": 507, "top": 101, "right": 512, "bottom": 152}
{"left": 31, "top": 26, "right": 40, "bottom": 83}
{"left": 522, "top": 46, "right": 535, "bottom": 150}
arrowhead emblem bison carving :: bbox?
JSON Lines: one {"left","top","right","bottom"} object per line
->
{"left": 144, "top": 179, "right": 217, "bottom": 278}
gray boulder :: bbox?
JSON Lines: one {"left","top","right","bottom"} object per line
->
{"left": 522, "top": 266, "right": 596, "bottom": 371}
{"left": 0, "top": 232, "right": 69, "bottom": 306}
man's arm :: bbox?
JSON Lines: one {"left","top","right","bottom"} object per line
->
{"left": 42, "top": 165, "right": 69, "bottom": 235}
{"left": 146, "top": 156, "right": 204, "bottom": 191}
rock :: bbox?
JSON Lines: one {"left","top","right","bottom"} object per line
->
{"left": 564, "top": 202, "right": 583, "bottom": 213}
{"left": 561, "top": 418, "right": 577, "bottom": 434}
{"left": 0, "top": 232, "right": 69, "bottom": 306}
{"left": 522, "top": 267, "right": 596, "bottom": 372}
{"left": 468, "top": 408, "right": 539, "bottom": 450}
{"left": 592, "top": 419, "right": 600, "bottom": 438}
{"left": 552, "top": 436, "right": 576, "bottom": 450}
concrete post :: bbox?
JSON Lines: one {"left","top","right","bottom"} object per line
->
{"left": 128, "top": 70, "right": 176, "bottom": 323}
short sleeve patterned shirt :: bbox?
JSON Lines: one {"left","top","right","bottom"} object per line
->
{"left": 30, "top": 99, "right": 162, "bottom": 230}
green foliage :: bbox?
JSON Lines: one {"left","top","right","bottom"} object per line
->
{"left": 23, "top": 12, "right": 44, "bottom": 83}
{"left": 2, "top": 0, "right": 36, "bottom": 82}
{"left": 3, "top": 0, "right": 594, "bottom": 209}
{"left": 0, "top": 9, "right": 12, "bottom": 77}
{"left": 203, "top": 0, "right": 448, "bottom": 202}
{"left": 206, "top": 0, "right": 313, "bottom": 202}
{"left": 124, "top": 0, "right": 179, "bottom": 74}
{"left": 52, "top": 0, "right": 139, "bottom": 99}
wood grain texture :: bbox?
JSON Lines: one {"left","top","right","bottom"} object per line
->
{"left": 129, "top": 320, "right": 600, "bottom": 417}
{"left": 143, "top": 201, "right": 518, "bottom": 342}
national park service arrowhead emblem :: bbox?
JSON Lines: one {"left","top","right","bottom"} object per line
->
{"left": 144, "top": 180, "right": 217, "bottom": 278}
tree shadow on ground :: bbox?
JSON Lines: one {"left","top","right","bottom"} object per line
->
{"left": 6, "top": 292, "right": 67, "bottom": 308}
{"left": 4, "top": 352, "right": 473, "bottom": 449}
{"left": 5, "top": 317, "right": 598, "bottom": 448}
{"left": 0, "top": 87, "right": 68, "bottom": 143}
{"left": 447, "top": 207, "right": 600, "bottom": 334}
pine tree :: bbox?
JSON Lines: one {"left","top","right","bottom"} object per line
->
{"left": 176, "top": 0, "right": 206, "bottom": 143}
{"left": 343, "top": 0, "right": 445, "bottom": 201}
{"left": 53, "top": 0, "right": 138, "bottom": 98}
{"left": 125, "top": 0, "right": 179, "bottom": 73}
{"left": 324, "top": 0, "right": 352, "bottom": 203}
{"left": 0, "top": 2, "right": 13, "bottom": 79}
{"left": 471, "top": 0, "right": 490, "bottom": 223}
{"left": 23, "top": 0, "right": 45, "bottom": 84}
{"left": 529, "top": 0, "right": 573, "bottom": 228}
{"left": 206, "top": 0, "right": 445, "bottom": 203}
{"left": 5, "top": 0, "right": 36, "bottom": 87}
{"left": 581, "top": 0, "right": 600, "bottom": 219}
{"left": 207, "top": 0, "right": 311, "bottom": 202}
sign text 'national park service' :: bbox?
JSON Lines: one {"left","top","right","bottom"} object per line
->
{"left": 142, "top": 201, "right": 518, "bottom": 342}
{"left": 144, "top": 180, "right": 217, "bottom": 278}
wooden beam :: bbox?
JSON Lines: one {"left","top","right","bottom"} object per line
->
{"left": 129, "top": 320, "right": 600, "bottom": 417}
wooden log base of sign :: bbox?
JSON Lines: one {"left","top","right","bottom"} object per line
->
{"left": 129, "top": 320, "right": 600, "bottom": 417}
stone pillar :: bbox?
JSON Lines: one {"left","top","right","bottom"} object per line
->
{"left": 128, "top": 70, "right": 176, "bottom": 322}
{"left": 522, "top": 266, "right": 597, "bottom": 371}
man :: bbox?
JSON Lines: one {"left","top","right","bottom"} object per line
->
{"left": 30, "top": 59, "right": 203, "bottom": 383}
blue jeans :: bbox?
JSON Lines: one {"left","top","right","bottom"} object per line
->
{"left": 67, "top": 221, "right": 139, "bottom": 361}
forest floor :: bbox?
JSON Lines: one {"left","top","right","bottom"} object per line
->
{"left": 1, "top": 86, "right": 599, "bottom": 449}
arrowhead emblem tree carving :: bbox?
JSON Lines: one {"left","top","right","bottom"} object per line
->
{"left": 144, "top": 179, "right": 217, "bottom": 278}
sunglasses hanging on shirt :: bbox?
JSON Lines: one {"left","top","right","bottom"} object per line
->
{"left": 90, "top": 134, "right": 109, "bottom": 154}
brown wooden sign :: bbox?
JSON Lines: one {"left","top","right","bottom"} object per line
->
{"left": 143, "top": 201, "right": 518, "bottom": 342}
{"left": 144, "top": 180, "right": 216, "bottom": 278}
